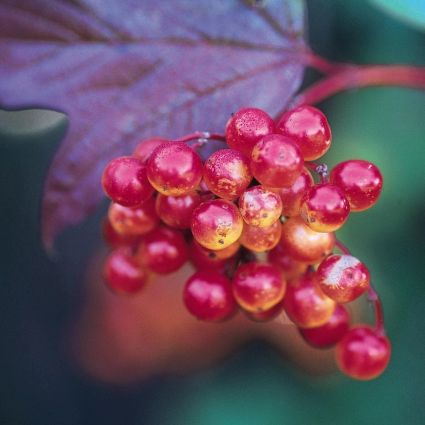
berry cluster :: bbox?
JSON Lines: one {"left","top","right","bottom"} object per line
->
{"left": 101, "top": 105, "right": 391, "bottom": 381}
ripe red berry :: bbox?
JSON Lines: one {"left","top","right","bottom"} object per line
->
{"left": 330, "top": 160, "right": 383, "bottom": 212}
{"left": 244, "top": 299, "right": 285, "bottom": 322}
{"left": 191, "top": 199, "right": 243, "bottom": 250}
{"left": 299, "top": 304, "right": 350, "bottom": 348}
{"left": 316, "top": 254, "right": 370, "bottom": 303}
{"left": 108, "top": 198, "right": 159, "bottom": 236}
{"left": 203, "top": 149, "right": 252, "bottom": 200}
{"left": 239, "top": 185, "right": 282, "bottom": 227}
{"left": 239, "top": 220, "right": 282, "bottom": 252}
{"left": 283, "top": 272, "right": 336, "bottom": 328}
{"left": 251, "top": 134, "right": 304, "bottom": 187}
{"left": 300, "top": 184, "right": 350, "bottom": 232}
{"left": 102, "top": 156, "right": 153, "bottom": 207}
{"left": 279, "top": 216, "right": 335, "bottom": 263}
{"left": 190, "top": 240, "right": 240, "bottom": 270}
{"left": 336, "top": 326, "right": 391, "bottom": 380}
{"left": 276, "top": 105, "right": 332, "bottom": 161}
{"left": 136, "top": 226, "right": 188, "bottom": 274}
{"left": 183, "top": 271, "right": 237, "bottom": 321}
{"left": 147, "top": 142, "right": 202, "bottom": 196}
{"left": 133, "top": 138, "right": 169, "bottom": 163}
{"left": 103, "top": 249, "right": 149, "bottom": 294}
{"left": 267, "top": 244, "right": 308, "bottom": 281}
{"left": 102, "top": 219, "right": 141, "bottom": 248}
{"left": 155, "top": 191, "right": 201, "bottom": 229}
{"left": 225, "top": 107, "right": 275, "bottom": 156}
{"left": 233, "top": 262, "right": 286, "bottom": 313}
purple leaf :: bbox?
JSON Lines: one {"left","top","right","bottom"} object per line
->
{"left": 0, "top": 0, "right": 306, "bottom": 249}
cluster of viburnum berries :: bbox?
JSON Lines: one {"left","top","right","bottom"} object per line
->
{"left": 101, "top": 105, "right": 391, "bottom": 381}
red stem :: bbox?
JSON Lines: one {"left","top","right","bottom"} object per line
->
{"left": 305, "top": 161, "right": 328, "bottom": 183}
{"left": 173, "top": 131, "right": 226, "bottom": 143}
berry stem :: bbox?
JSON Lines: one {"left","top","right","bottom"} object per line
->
{"left": 305, "top": 161, "right": 329, "bottom": 183}
{"left": 335, "top": 239, "right": 386, "bottom": 335}
{"left": 173, "top": 132, "right": 226, "bottom": 143}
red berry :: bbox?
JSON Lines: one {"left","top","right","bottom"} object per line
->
{"left": 183, "top": 271, "right": 237, "bottom": 321}
{"left": 233, "top": 262, "right": 286, "bottom": 313}
{"left": 336, "top": 326, "right": 391, "bottom": 380}
{"left": 108, "top": 198, "right": 159, "bottom": 236}
{"left": 155, "top": 191, "right": 201, "bottom": 229}
{"left": 299, "top": 304, "right": 350, "bottom": 348}
{"left": 136, "top": 226, "right": 188, "bottom": 274}
{"left": 191, "top": 199, "right": 243, "bottom": 250}
{"left": 330, "top": 160, "right": 383, "bottom": 212}
{"left": 102, "top": 156, "right": 153, "bottom": 207}
{"left": 251, "top": 134, "right": 304, "bottom": 187}
{"left": 190, "top": 240, "right": 240, "bottom": 270}
{"left": 103, "top": 249, "right": 148, "bottom": 294}
{"left": 133, "top": 138, "right": 169, "bottom": 163}
{"left": 147, "top": 142, "right": 202, "bottom": 196}
{"left": 276, "top": 105, "right": 331, "bottom": 161}
{"left": 203, "top": 149, "right": 252, "bottom": 200}
{"left": 280, "top": 216, "right": 335, "bottom": 263}
{"left": 240, "top": 220, "right": 282, "bottom": 253}
{"left": 316, "top": 254, "right": 370, "bottom": 303}
{"left": 244, "top": 299, "right": 285, "bottom": 322}
{"left": 225, "top": 107, "right": 275, "bottom": 156}
{"left": 267, "top": 244, "right": 308, "bottom": 280}
{"left": 300, "top": 184, "right": 350, "bottom": 232}
{"left": 102, "top": 219, "right": 141, "bottom": 248}
{"left": 283, "top": 272, "right": 336, "bottom": 328}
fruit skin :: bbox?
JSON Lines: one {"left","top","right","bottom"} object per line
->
{"left": 316, "top": 254, "right": 370, "bottom": 303}
{"left": 336, "top": 326, "right": 391, "bottom": 380}
{"left": 102, "top": 219, "right": 141, "bottom": 248}
{"left": 108, "top": 197, "right": 159, "bottom": 236}
{"left": 240, "top": 221, "right": 282, "bottom": 253}
{"left": 102, "top": 156, "right": 153, "bottom": 207}
{"left": 267, "top": 244, "right": 308, "bottom": 281}
{"left": 190, "top": 240, "right": 240, "bottom": 270}
{"left": 203, "top": 149, "right": 252, "bottom": 200}
{"left": 299, "top": 304, "right": 350, "bottom": 348}
{"left": 225, "top": 107, "right": 275, "bottom": 156}
{"left": 147, "top": 142, "right": 202, "bottom": 196}
{"left": 133, "top": 138, "right": 169, "bottom": 163}
{"left": 279, "top": 216, "right": 335, "bottom": 263}
{"left": 300, "top": 184, "right": 350, "bottom": 232}
{"left": 136, "top": 226, "right": 188, "bottom": 274}
{"left": 103, "top": 249, "right": 148, "bottom": 294}
{"left": 330, "top": 159, "right": 383, "bottom": 212}
{"left": 276, "top": 105, "right": 332, "bottom": 161}
{"left": 233, "top": 262, "right": 286, "bottom": 313}
{"left": 155, "top": 192, "right": 201, "bottom": 229}
{"left": 283, "top": 272, "right": 336, "bottom": 328}
{"left": 251, "top": 134, "right": 304, "bottom": 188}
{"left": 244, "top": 299, "right": 285, "bottom": 322}
{"left": 191, "top": 199, "right": 243, "bottom": 250}
{"left": 183, "top": 271, "right": 237, "bottom": 321}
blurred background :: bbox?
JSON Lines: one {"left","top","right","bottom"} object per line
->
{"left": 1, "top": 1, "right": 425, "bottom": 424}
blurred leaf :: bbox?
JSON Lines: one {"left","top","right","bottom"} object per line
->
{"left": 0, "top": 0, "right": 306, "bottom": 249}
{"left": 370, "top": 0, "right": 425, "bottom": 31}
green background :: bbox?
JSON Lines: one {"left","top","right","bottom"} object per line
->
{"left": 1, "top": 1, "right": 424, "bottom": 424}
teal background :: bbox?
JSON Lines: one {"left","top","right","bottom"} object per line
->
{"left": 1, "top": 1, "right": 424, "bottom": 424}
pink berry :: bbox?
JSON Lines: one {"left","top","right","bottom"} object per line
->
{"left": 239, "top": 221, "right": 282, "bottom": 253}
{"left": 133, "top": 138, "right": 169, "bottom": 163}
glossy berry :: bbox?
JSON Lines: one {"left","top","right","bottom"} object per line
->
{"left": 136, "top": 226, "right": 188, "bottom": 274}
{"left": 155, "top": 191, "right": 201, "bottom": 229}
{"left": 283, "top": 272, "right": 336, "bottom": 328}
{"left": 244, "top": 299, "right": 285, "bottom": 322}
{"left": 103, "top": 249, "right": 148, "bottom": 294}
{"left": 279, "top": 216, "right": 335, "bottom": 263}
{"left": 300, "top": 184, "right": 350, "bottom": 232}
{"left": 190, "top": 240, "right": 240, "bottom": 270}
{"left": 147, "top": 142, "right": 202, "bottom": 196}
{"left": 203, "top": 149, "right": 252, "bottom": 200}
{"left": 330, "top": 160, "right": 383, "bottom": 211}
{"left": 240, "top": 221, "right": 282, "bottom": 252}
{"left": 102, "top": 156, "right": 153, "bottom": 207}
{"left": 108, "top": 198, "right": 159, "bottom": 236}
{"left": 183, "top": 271, "right": 237, "bottom": 321}
{"left": 299, "top": 305, "right": 350, "bottom": 348}
{"left": 239, "top": 185, "right": 282, "bottom": 227}
{"left": 336, "top": 326, "right": 391, "bottom": 380}
{"left": 133, "top": 138, "right": 169, "bottom": 163}
{"left": 225, "top": 107, "right": 275, "bottom": 156}
{"left": 191, "top": 199, "right": 243, "bottom": 250}
{"left": 251, "top": 134, "right": 304, "bottom": 187}
{"left": 233, "top": 262, "right": 286, "bottom": 313}
{"left": 276, "top": 105, "right": 332, "bottom": 161}
{"left": 273, "top": 167, "right": 314, "bottom": 217}
{"left": 102, "top": 219, "right": 141, "bottom": 248}
{"left": 316, "top": 254, "right": 370, "bottom": 303}
{"left": 267, "top": 244, "right": 308, "bottom": 281}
